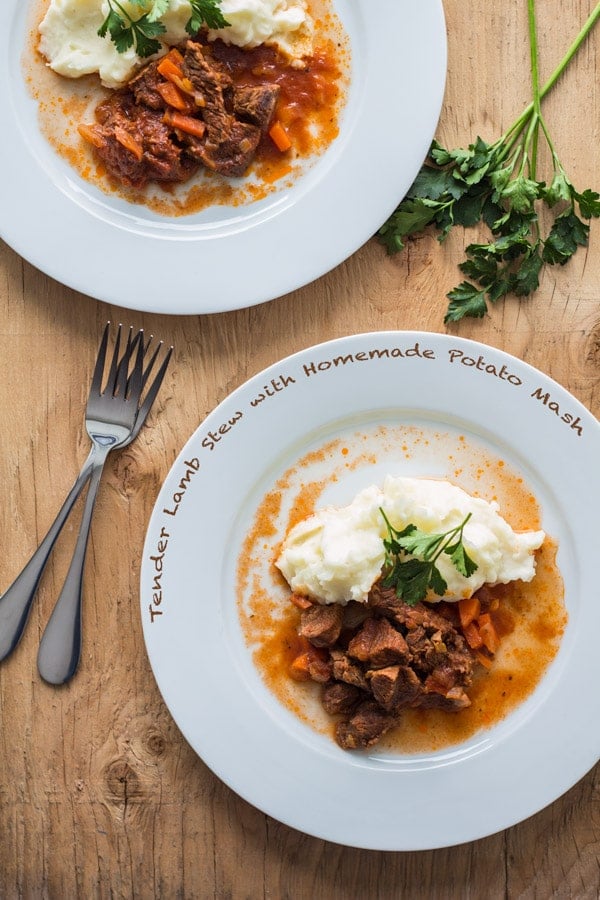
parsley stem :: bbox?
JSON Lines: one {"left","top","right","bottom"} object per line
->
{"left": 429, "top": 513, "right": 472, "bottom": 564}
{"left": 527, "top": 0, "right": 541, "bottom": 178}
{"left": 503, "top": 1, "right": 600, "bottom": 147}
{"left": 109, "top": 0, "right": 134, "bottom": 26}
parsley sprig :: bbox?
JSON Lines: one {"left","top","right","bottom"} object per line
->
{"left": 98, "top": 0, "right": 229, "bottom": 59}
{"left": 377, "top": 0, "right": 600, "bottom": 322}
{"left": 380, "top": 509, "right": 478, "bottom": 606}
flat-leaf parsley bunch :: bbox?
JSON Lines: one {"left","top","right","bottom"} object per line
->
{"left": 98, "top": 0, "right": 229, "bottom": 58}
{"left": 378, "top": 0, "right": 600, "bottom": 322}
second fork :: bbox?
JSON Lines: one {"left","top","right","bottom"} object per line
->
{"left": 36, "top": 327, "right": 145, "bottom": 684}
{"left": 0, "top": 324, "right": 171, "bottom": 682}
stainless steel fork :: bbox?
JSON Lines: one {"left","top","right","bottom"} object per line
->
{"left": 0, "top": 324, "right": 171, "bottom": 681}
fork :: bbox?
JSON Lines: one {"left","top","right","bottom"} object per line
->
{"left": 0, "top": 324, "right": 171, "bottom": 680}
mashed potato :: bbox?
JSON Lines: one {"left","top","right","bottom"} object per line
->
{"left": 276, "top": 476, "right": 546, "bottom": 605}
{"left": 208, "top": 0, "right": 313, "bottom": 57}
{"left": 39, "top": 0, "right": 314, "bottom": 89}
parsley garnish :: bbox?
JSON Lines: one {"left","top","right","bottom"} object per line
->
{"left": 377, "top": 1, "right": 600, "bottom": 322}
{"left": 380, "top": 509, "right": 478, "bottom": 606}
{"left": 187, "top": 0, "right": 230, "bottom": 34}
{"left": 98, "top": 0, "right": 229, "bottom": 59}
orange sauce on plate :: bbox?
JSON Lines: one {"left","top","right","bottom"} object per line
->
{"left": 236, "top": 428, "right": 567, "bottom": 753}
{"left": 23, "top": 0, "right": 349, "bottom": 216}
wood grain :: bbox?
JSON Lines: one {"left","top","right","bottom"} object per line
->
{"left": 2, "top": 1, "right": 600, "bottom": 897}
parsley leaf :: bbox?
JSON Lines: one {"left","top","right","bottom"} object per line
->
{"left": 542, "top": 212, "right": 589, "bottom": 264}
{"left": 380, "top": 510, "right": 478, "bottom": 605}
{"left": 187, "top": 0, "right": 230, "bottom": 34}
{"left": 377, "top": 198, "right": 443, "bottom": 253}
{"left": 445, "top": 282, "right": 488, "bottom": 322}
{"left": 131, "top": 15, "right": 167, "bottom": 57}
{"left": 575, "top": 188, "right": 600, "bottom": 218}
{"left": 98, "top": 0, "right": 229, "bottom": 57}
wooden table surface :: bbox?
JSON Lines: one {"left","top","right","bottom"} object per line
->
{"left": 2, "top": 2, "right": 600, "bottom": 897}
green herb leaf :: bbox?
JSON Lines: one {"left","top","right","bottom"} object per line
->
{"left": 380, "top": 510, "right": 478, "bottom": 605}
{"left": 445, "top": 282, "right": 488, "bottom": 322}
{"left": 98, "top": 0, "right": 229, "bottom": 56}
{"left": 131, "top": 15, "right": 167, "bottom": 57}
{"left": 377, "top": 198, "right": 443, "bottom": 253}
{"left": 445, "top": 539, "right": 478, "bottom": 579}
{"left": 542, "top": 211, "right": 589, "bottom": 264}
{"left": 496, "top": 175, "right": 541, "bottom": 213}
{"left": 187, "top": 0, "right": 230, "bottom": 34}
{"left": 543, "top": 171, "right": 573, "bottom": 206}
{"left": 145, "top": 0, "right": 171, "bottom": 21}
{"left": 513, "top": 247, "right": 543, "bottom": 295}
{"left": 575, "top": 188, "right": 600, "bottom": 218}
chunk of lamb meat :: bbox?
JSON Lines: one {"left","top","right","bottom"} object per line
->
{"left": 321, "top": 681, "right": 364, "bottom": 716}
{"left": 298, "top": 603, "right": 344, "bottom": 648}
{"left": 90, "top": 91, "right": 198, "bottom": 188}
{"left": 335, "top": 701, "right": 398, "bottom": 751}
{"left": 420, "top": 664, "right": 472, "bottom": 710}
{"left": 233, "top": 84, "right": 281, "bottom": 131}
{"left": 367, "top": 664, "right": 423, "bottom": 712}
{"left": 330, "top": 649, "right": 369, "bottom": 690}
{"left": 129, "top": 58, "right": 167, "bottom": 110}
{"left": 369, "top": 583, "right": 457, "bottom": 637}
{"left": 182, "top": 42, "right": 277, "bottom": 177}
{"left": 405, "top": 623, "right": 474, "bottom": 688}
{"left": 347, "top": 616, "right": 409, "bottom": 667}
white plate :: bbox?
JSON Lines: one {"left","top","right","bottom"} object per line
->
{"left": 0, "top": 2, "right": 446, "bottom": 315}
{"left": 140, "top": 332, "right": 600, "bottom": 850}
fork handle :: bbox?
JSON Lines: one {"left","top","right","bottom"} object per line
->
{"left": 0, "top": 449, "right": 95, "bottom": 662}
{"left": 37, "top": 447, "right": 109, "bottom": 685}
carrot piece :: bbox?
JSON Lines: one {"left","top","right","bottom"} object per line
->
{"left": 478, "top": 616, "right": 500, "bottom": 654}
{"left": 169, "top": 47, "right": 184, "bottom": 64}
{"left": 462, "top": 621, "right": 484, "bottom": 650}
{"left": 290, "top": 593, "right": 313, "bottom": 610}
{"left": 157, "top": 53, "right": 183, "bottom": 80}
{"left": 458, "top": 596, "right": 481, "bottom": 628}
{"left": 269, "top": 120, "right": 292, "bottom": 152}
{"left": 475, "top": 651, "right": 494, "bottom": 670}
{"left": 157, "top": 56, "right": 196, "bottom": 98}
{"left": 491, "top": 605, "right": 515, "bottom": 637}
{"left": 289, "top": 652, "right": 312, "bottom": 681}
{"left": 113, "top": 127, "right": 143, "bottom": 161}
{"left": 163, "top": 110, "right": 206, "bottom": 139}
{"left": 78, "top": 123, "right": 104, "bottom": 149}
{"left": 157, "top": 81, "right": 194, "bottom": 112}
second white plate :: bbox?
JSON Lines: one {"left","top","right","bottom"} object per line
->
{"left": 140, "top": 332, "right": 600, "bottom": 850}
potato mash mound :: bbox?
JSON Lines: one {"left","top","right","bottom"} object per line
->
{"left": 39, "top": 0, "right": 314, "bottom": 89}
{"left": 276, "top": 476, "right": 545, "bottom": 605}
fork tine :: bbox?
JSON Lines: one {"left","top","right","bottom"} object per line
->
{"left": 113, "top": 326, "right": 141, "bottom": 399}
{"left": 114, "top": 325, "right": 134, "bottom": 392}
{"left": 90, "top": 323, "right": 110, "bottom": 397}
{"left": 125, "top": 332, "right": 165, "bottom": 393}
{"left": 106, "top": 323, "right": 124, "bottom": 397}
{"left": 131, "top": 344, "right": 172, "bottom": 439}
{"left": 141, "top": 338, "right": 162, "bottom": 386}
{"left": 127, "top": 329, "right": 146, "bottom": 400}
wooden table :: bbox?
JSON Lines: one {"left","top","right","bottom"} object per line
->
{"left": 2, "top": 2, "right": 600, "bottom": 896}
